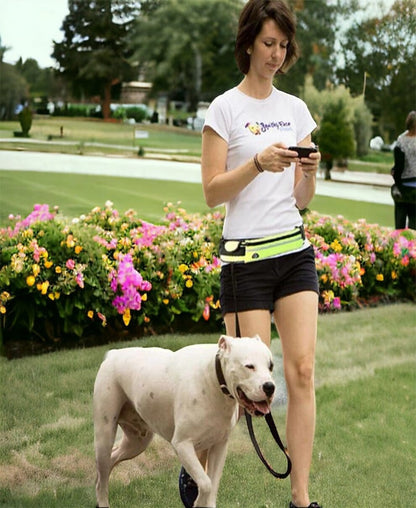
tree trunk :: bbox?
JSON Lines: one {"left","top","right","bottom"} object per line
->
{"left": 101, "top": 81, "right": 112, "bottom": 120}
{"left": 324, "top": 159, "right": 333, "bottom": 180}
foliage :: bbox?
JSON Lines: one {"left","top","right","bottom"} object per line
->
{"left": 130, "top": 0, "right": 241, "bottom": 110}
{"left": 17, "top": 106, "right": 32, "bottom": 136}
{"left": 1, "top": 202, "right": 415, "bottom": 345}
{"left": 14, "top": 58, "right": 61, "bottom": 101}
{"left": 336, "top": 0, "right": 416, "bottom": 138}
{"left": 52, "top": 0, "right": 139, "bottom": 119}
{"left": 303, "top": 76, "right": 372, "bottom": 160}
{"left": 112, "top": 105, "right": 150, "bottom": 122}
{"left": 0, "top": 62, "right": 28, "bottom": 120}
{"left": 316, "top": 98, "right": 356, "bottom": 177}
{"left": 279, "top": 0, "right": 339, "bottom": 94}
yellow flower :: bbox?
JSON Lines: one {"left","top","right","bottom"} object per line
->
{"left": 330, "top": 239, "right": 342, "bottom": 252}
{"left": 376, "top": 273, "right": 384, "bottom": 281}
{"left": 163, "top": 299, "right": 169, "bottom": 305}
{"left": 55, "top": 266, "right": 62, "bottom": 274}
{"left": 122, "top": 309, "right": 131, "bottom": 326}
{"left": 1, "top": 291, "right": 10, "bottom": 301}
{"left": 185, "top": 279, "right": 193, "bottom": 288}
{"left": 0, "top": 305, "right": 6, "bottom": 314}
{"left": 179, "top": 264, "right": 188, "bottom": 273}
{"left": 75, "top": 245, "right": 83, "bottom": 254}
{"left": 44, "top": 260, "right": 53, "bottom": 269}
{"left": 66, "top": 235, "right": 75, "bottom": 248}
{"left": 391, "top": 270, "right": 398, "bottom": 280}
{"left": 48, "top": 293, "right": 55, "bottom": 300}
{"left": 142, "top": 293, "right": 147, "bottom": 301}
{"left": 54, "top": 292, "right": 60, "bottom": 300}
{"left": 320, "top": 274, "right": 328, "bottom": 283}
{"left": 87, "top": 310, "right": 94, "bottom": 319}
{"left": 40, "top": 281, "right": 49, "bottom": 295}
{"left": 26, "top": 275, "right": 36, "bottom": 286}
{"left": 32, "top": 264, "right": 40, "bottom": 276}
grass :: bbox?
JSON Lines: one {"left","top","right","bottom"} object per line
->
{"left": 0, "top": 169, "right": 394, "bottom": 228}
{"left": 0, "top": 118, "right": 202, "bottom": 157}
{"left": 1, "top": 116, "right": 393, "bottom": 171}
{"left": 0, "top": 303, "right": 415, "bottom": 507}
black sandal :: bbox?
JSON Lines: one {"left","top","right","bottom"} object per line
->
{"left": 179, "top": 466, "right": 198, "bottom": 508}
{"left": 289, "top": 502, "right": 322, "bottom": 508}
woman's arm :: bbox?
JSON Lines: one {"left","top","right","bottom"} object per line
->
{"left": 201, "top": 127, "right": 301, "bottom": 208}
{"left": 201, "top": 127, "right": 259, "bottom": 208}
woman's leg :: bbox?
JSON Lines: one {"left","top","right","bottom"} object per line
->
{"left": 223, "top": 308, "right": 272, "bottom": 345}
{"left": 274, "top": 290, "right": 318, "bottom": 507}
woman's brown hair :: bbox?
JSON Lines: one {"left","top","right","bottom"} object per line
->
{"left": 235, "top": 0, "right": 298, "bottom": 75}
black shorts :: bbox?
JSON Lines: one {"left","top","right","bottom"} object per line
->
{"left": 220, "top": 245, "right": 319, "bottom": 315}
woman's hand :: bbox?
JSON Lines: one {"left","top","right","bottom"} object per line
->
{"left": 296, "top": 148, "right": 321, "bottom": 179}
{"left": 257, "top": 142, "right": 297, "bottom": 172}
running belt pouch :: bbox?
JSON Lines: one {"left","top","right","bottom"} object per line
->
{"left": 219, "top": 238, "right": 245, "bottom": 259}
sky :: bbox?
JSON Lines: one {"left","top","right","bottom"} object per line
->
{"left": 0, "top": 0, "right": 69, "bottom": 68}
{"left": 0, "top": 0, "right": 396, "bottom": 70}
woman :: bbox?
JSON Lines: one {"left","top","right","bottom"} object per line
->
{"left": 392, "top": 111, "right": 416, "bottom": 229}
{"left": 202, "top": 1, "right": 320, "bottom": 507}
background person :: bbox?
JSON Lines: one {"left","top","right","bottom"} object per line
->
{"left": 392, "top": 111, "right": 416, "bottom": 229}
{"left": 201, "top": 1, "right": 321, "bottom": 507}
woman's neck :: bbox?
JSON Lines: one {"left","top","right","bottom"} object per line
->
{"left": 237, "top": 75, "right": 274, "bottom": 100}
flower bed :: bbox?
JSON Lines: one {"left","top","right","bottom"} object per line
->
{"left": 1, "top": 203, "right": 415, "bottom": 346}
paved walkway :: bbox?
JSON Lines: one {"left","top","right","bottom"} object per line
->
{"left": 0, "top": 149, "right": 394, "bottom": 206}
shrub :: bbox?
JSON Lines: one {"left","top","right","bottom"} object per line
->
{"left": 1, "top": 204, "right": 415, "bottom": 345}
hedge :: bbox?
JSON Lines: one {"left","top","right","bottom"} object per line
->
{"left": 0, "top": 202, "right": 415, "bottom": 346}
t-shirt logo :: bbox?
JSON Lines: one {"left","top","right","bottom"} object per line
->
{"left": 245, "top": 120, "right": 292, "bottom": 135}
{"left": 245, "top": 122, "right": 261, "bottom": 135}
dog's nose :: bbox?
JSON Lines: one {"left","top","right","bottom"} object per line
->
{"left": 263, "top": 382, "right": 275, "bottom": 397}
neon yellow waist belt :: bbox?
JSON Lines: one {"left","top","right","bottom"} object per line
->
{"left": 219, "top": 226, "right": 305, "bottom": 263}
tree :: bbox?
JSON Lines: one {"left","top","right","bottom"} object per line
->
{"left": 130, "top": 0, "right": 241, "bottom": 111}
{"left": 0, "top": 62, "right": 28, "bottom": 120}
{"left": 336, "top": 0, "right": 416, "bottom": 138}
{"left": 52, "top": 0, "right": 139, "bottom": 119}
{"left": 278, "top": 0, "right": 339, "bottom": 95}
{"left": 317, "top": 99, "right": 356, "bottom": 180}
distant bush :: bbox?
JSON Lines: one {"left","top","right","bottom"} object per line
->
{"left": 52, "top": 103, "right": 100, "bottom": 118}
{"left": 1, "top": 203, "right": 415, "bottom": 346}
{"left": 113, "top": 105, "right": 150, "bottom": 123}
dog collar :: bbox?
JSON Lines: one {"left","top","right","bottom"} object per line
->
{"left": 215, "top": 351, "right": 235, "bottom": 399}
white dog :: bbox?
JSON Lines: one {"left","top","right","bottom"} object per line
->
{"left": 93, "top": 335, "right": 275, "bottom": 508}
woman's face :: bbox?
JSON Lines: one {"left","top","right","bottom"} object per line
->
{"left": 248, "top": 18, "right": 288, "bottom": 79}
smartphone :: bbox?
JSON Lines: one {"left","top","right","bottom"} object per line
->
{"left": 288, "top": 146, "right": 318, "bottom": 158}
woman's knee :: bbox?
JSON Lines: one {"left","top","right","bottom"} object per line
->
{"left": 286, "top": 357, "right": 315, "bottom": 391}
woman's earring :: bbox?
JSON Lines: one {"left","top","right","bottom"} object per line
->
{"left": 247, "top": 48, "right": 252, "bottom": 55}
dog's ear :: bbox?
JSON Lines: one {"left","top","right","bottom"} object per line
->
{"left": 218, "top": 335, "right": 233, "bottom": 351}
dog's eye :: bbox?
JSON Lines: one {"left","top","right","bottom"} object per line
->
{"left": 245, "top": 364, "right": 255, "bottom": 370}
{"left": 269, "top": 361, "right": 274, "bottom": 372}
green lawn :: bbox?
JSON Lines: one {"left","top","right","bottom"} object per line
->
{"left": 0, "top": 169, "right": 394, "bottom": 228}
{"left": 1, "top": 116, "right": 393, "bottom": 171}
{"left": 0, "top": 117, "right": 202, "bottom": 157}
{"left": 0, "top": 304, "right": 414, "bottom": 507}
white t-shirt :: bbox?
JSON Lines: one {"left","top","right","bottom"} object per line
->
{"left": 204, "top": 86, "right": 316, "bottom": 239}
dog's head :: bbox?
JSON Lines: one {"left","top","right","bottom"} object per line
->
{"left": 217, "top": 335, "right": 275, "bottom": 416}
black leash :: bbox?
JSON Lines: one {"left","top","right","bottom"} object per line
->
{"left": 244, "top": 410, "right": 292, "bottom": 479}
{"left": 230, "top": 264, "right": 292, "bottom": 479}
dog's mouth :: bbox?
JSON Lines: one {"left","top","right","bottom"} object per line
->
{"left": 237, "top": 387, "right": 271, "bottom": 416}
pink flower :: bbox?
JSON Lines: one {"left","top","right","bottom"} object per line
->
{"left": 110, "top": 253, "right": 152, "bottom": 316}
{"left": 76, "top": 271, "right": 84, "bottom": 288}
{"left": 66, "top": 259, "right": 75, "bottom": 270}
